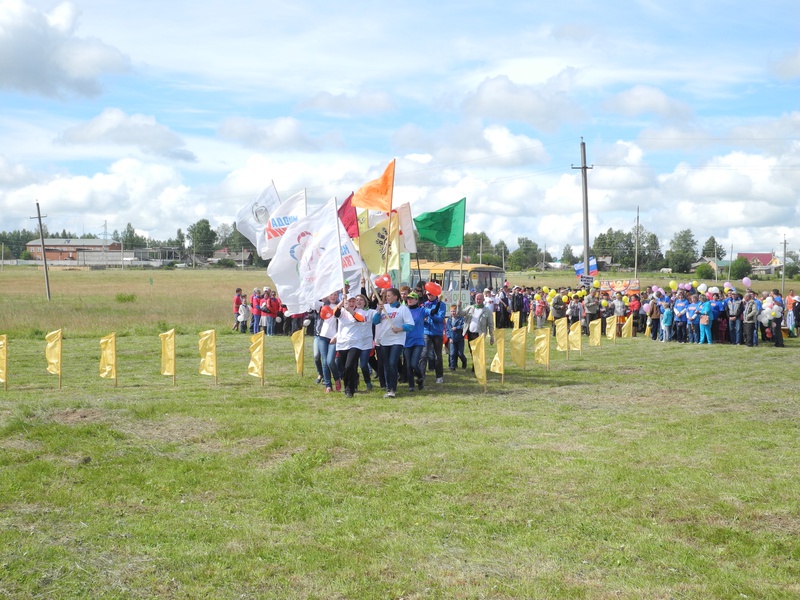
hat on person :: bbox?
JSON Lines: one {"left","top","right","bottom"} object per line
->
{"left": 407, "top": 292, "right": 419, "bottom": 300}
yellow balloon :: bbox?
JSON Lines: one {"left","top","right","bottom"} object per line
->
{"left": 534, "top": 294, "right": 541, "bottom": 301}
{"left": 623, "top": 296, "right": 630, "bottom": 304}
{"left": 692, "top": 280, "right": 698, "bottom": 288}
{"left": 543, "top": 286, "right": 550, "bottom": 294}
{"left": 562, "top": 295, "right": 569, "bottom": 302}
{"left": 601, "top": 299, "right": 608, "bottom": 307}
{"left": 593, "top": 280, "right": 600, "bottom": 288}
{"left": 669, "top": 280, "right": 678, "bottom": 291}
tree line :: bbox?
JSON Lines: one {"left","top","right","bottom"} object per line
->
{"left": 2, "top": 221, "right": 795, "bottom": 276}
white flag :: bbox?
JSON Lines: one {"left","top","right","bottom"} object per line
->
{"left": 263, "top": 189, "right": 307, "bottom": 260}
{"left": 268, "top": 198, "right": 362, "bottom": 314}
{"left": 235, "top": 182, "right": 281, "bottom": 259}
{"left": 395, "top": 202, "right": 417, "bottom": 253}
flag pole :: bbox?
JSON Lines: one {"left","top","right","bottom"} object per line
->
{"left": 58, "top": 333, "right": 62, "bottom": 390}
{"left": 261, "top": 330, "right": 265, "bottom": 386}
{"left": 333, "top": 196, "right": 346, "bottom": 291}
{"left": 172, "top": 338, "right": 177, "bottom": 386}
{"left": 383, "top": 159, "right": 396, "bottom": 275}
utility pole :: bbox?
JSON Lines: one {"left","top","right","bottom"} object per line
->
{"left": 572, "top": 138, "right": 593, "bottom": 278}
{"left": 782, "top": 235, "right": 788, "bottom": 295}
{"left": 31, "top": 201, "right": 51, "bottom": 301}
{"left": 634, "top": 207, "right": 640, "bottom": 280}
{"left": 729, "top": 244, "right": 733, "bottom": 281}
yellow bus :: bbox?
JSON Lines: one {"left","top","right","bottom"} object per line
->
{"left": 409, "top": 260, "right": 505, "bottom": 304}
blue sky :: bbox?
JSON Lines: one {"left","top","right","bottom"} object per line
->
{"left": 1, "top": 0, "right": 798, "bottom": 257}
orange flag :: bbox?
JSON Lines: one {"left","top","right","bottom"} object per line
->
{"left": 352, "top": 159, "right": 395, "bottom": 212}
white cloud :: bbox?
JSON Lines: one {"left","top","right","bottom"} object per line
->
{"left": 0, "top": 0, "right": 129, "bottom": 96}
{"left": 0, "top": 155, "right": 35, "bottom": 187}
{"left": 773, "top": 47, "right": 800, "bottom": 80}
{"left": 462, "top": 75, "right": 583, "bottom": 132}
{"left": 217, "top": 117, "right": 330, "bottom": 152}
{"left": 297, "top": 90, "right": 395, "bottom": 116}
{"left": 605, "top": 85, "right": 691, "bottom": 120}
{"left": 57, "top": 108, "right": 196, "bottom": 161}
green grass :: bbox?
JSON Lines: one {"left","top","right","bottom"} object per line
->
{"left": 1, "top": 267, "right": 800, "bottom": 598}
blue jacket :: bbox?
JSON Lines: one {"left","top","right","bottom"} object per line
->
{"left": 422, "top": 299, "right": 447, "bottom": 337}
{"left": 405, "top": 305, "right": 426, "bottom": 347}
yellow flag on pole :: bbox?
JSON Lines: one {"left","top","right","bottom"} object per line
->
{"left": 555, "top": 318, "right": 568, "bottom": 351}
{"left": 490, "top": 333, "right": 505, "bottom": 375}
{"left": 469, "top": 334, "right": 486, "bottom": 386}
{"left": 606, "top": 318, "right": 618, "bottom": 340}
{"left": 0, "top": 334, "right": 7, "bottom": 387}
{"left": 160, "top": 328, "right": 176, "bottom": 376}
{"left": 352, "top": 159, "right": 395, "bottom": 212}
{"left": 510, "top": 311, "right": 520, "bottom": 329}
{"left": 99, "top": 333, "right": 116, "bottom": 380}
{"left": 358, "top": 214, "right": 400, "bottom": 274}
{"left": 198, "top": 329, "right": 217, "bottom": 377}
{"left": 248, "top": 331, "right": 265, "bottom": 380}
{"left": 291, "top": 329, "right": 305, "bottom": 375}
{"left": 510, "top": 326, "right": 527, "bottom": 369}
{"left": 589, "top": 319, "right": 602, "bottom": 347}
{"left": 533, "top": 328, "right": 550, "bottom": 367}
{"left": 621, "top": 315, "right": 634, "bottom": 338}
{"left": 569, "top": 321, "right": 582, "bottom": 352}
{"left": 45, "top": 329, "right": 62, "bottom": 376}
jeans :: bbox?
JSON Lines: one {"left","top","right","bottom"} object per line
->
{"left": 266, "top": 316, "right": 275, "bottom": 336}
{"left": 424, "top": 335, "right": 444, "bottom": 379}
{"left": 729, "top": 318, "right": 742, "bottom": 344}
{"left": 404, "top": 344, "right": 426, "bottom": 390}
{"left": 378, "top": 344, "right": 404, "bottom": 393}
{"left": 316, "top": 336, "right": 339, "bottom": 387}
{"left": 675, "top": 321, "right": 687, "bottom": 343}
{"left": 449, "top": 337, "right": 466, "bottom": 369}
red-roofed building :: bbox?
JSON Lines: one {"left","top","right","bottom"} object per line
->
{"left": 737, "top": 252, "right": 782, "bottom": 275}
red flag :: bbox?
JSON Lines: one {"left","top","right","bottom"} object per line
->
{"left": 338, "top": 192, "right": 359, "bottom": 238}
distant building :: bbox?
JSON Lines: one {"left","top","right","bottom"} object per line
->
{"left": 211, "top": 248, "right": 253, "bottom": 266}
{"left": 26, "top": 238, "right": 120, "bottom": 261}
{"left": 737, "top": 252, "right": 782, "bottom": 275}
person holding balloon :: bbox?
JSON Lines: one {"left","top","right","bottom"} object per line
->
{"left": 375, "top": 287, "right": 415, "bottom": 398}
{"left": 422, "top": 282, "right": 447, "bottom": 384}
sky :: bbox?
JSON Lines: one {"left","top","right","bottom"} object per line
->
{"left": 1, "top": 0, "right": 799, "bottom": 259}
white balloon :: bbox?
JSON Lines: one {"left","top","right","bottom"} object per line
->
{"left": 303, "top": 318, "right": 311, "bottom": 327}
{"left": 276, "top": 317, "right": 282, "bottom": 323}
{"left": 697, "top": 283, "right": 708, "bottom": 293}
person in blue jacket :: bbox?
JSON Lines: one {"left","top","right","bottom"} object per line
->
{"left": 423, "top": 289, "right": 447, "bottom": 384}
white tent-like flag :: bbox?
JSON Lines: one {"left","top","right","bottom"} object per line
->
{"left": 395, "top": 202, "right": 417, "bottom": 254}
{"left": 236, "top": 182, "right": 282, "bottom": 260}
{"left": 262, "top": 189, "right": 307, "bottom": 260}
{"left": 268, "top": 198, "right": 364, "bottom": 314}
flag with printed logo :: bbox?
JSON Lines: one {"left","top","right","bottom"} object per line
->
{"left": 199, "top": 329, "right": 216, "bottom": 377}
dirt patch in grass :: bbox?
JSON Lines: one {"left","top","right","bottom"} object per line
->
{"left": 49, "top": 407, "right": 107, "bottom": 424}
{"left": 0, "top": 434, "right": 44, "bottom": 453}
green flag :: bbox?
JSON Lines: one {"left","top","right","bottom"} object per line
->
{"left": 413, "top": 197, "right": 466, "bottom": 247}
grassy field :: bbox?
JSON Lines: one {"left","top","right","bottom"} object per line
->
{"left": 1, "top": 267, "right": 799, "bottom": 599}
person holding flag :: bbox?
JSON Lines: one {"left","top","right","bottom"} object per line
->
{"left": 462, "top": 292, "right": 495, "bottom": 369}
{"left": 373, "top": 287, "right": 414, "bottom": 398}
{"left": 422, "top": 285, "right": 447, "bottom": 384}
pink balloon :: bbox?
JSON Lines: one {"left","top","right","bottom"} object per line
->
{"left": 742, "top": 277, "right": 752, "bottom": 288}
{"left": 643, "top": 303, "right": 651, "bottom": 313}
{"left": 724, "top": 281, "right": 731, "bottom": 289}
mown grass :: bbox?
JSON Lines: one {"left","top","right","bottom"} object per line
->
{"left": 1, "top": 267, "right": 799, "bottom": 599}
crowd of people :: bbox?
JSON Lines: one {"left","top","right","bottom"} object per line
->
{"left": 232, "top": 278, "right": 798, "bottom": 397}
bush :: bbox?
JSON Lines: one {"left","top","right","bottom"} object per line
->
{"left": 694, "top": 263, "right": 714, "bottom": 280}
{"left": 115, "top": 293, "right": 137, "bottom": 303}
{"left": 216, "top": 258, "right": 237, "bottom": 269}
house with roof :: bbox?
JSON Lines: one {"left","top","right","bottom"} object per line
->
{"left": 26, "top": 238, "right": 121, "bottom": 261}
{"left": 691, "top": 257, "right": 731, "bottom": 274}
{"left": 737, "top": 252, "right": 782, "bottom": 275}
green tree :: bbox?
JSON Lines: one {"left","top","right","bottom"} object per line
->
{"left": 640, "top": 232, "right": 664, "bottom": 271}
{"left": 665, "top": 229, "right": 698, "bottom": 273}
{"left": 701, "top": 236, "right": 726, "bottom": 259}
{"left": 187, "top": 219, "right": 217, "bottom": 257}
{"left": 592, "top": 228, "right": 634, "bottom": 267}
{"left": 216, "top": 223, "right": 234, "bottom": 249}
{"left": 695, "top": 263, "right": 715, "bottom": 280}
{"left": 121, "top": 223, "right": 147, "bottom": 249}
{"left": 729, "top": 257, "right": 753, "bottom": 279}
{"left": 561, "top": 244, "right": 578, "bottom": 266}
{"left": 463, "top": 232, "right": 492, "bottom": 263}
{"left": 508, "top": 237, "right": 542, "bottom": 271}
